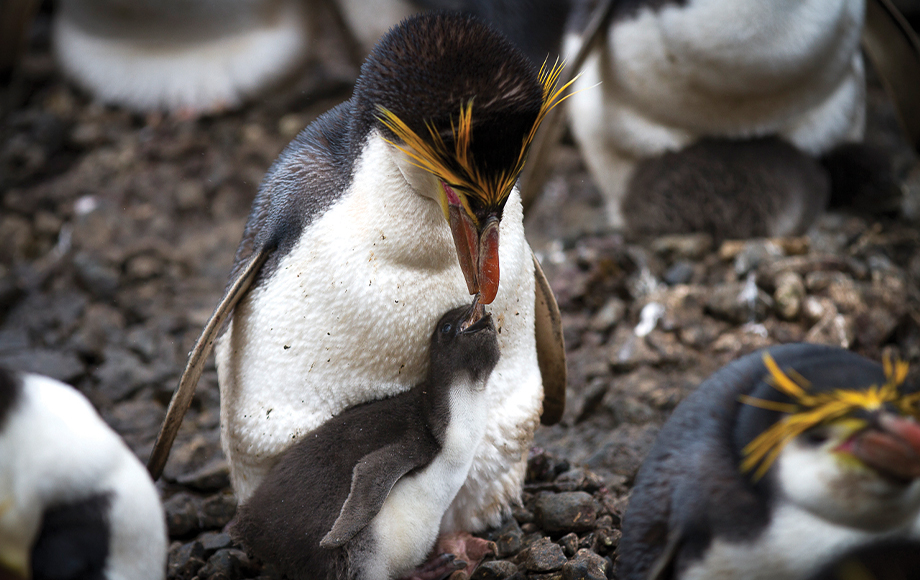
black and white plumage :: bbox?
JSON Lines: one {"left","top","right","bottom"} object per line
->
{"left": 619, "top": 344, "right": 920, "bottom": 580}
{"left": 52, "top": 0, "right": 311, "bottom": 112}
{"left": 564, "top": 0, "right": 867, "bottom": 230}
{"left": 0, "top": 368, "right": 166, "bottom": 580}
{"left": 149, "top": 12, "right": 567, "bottom": 537}
{"left": 233, "top": 305, "right": 500, "bottom": 580}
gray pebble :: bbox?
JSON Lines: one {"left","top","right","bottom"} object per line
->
{"left": 663, "top": 261, "right": 695, "bottom": 286}
{"left": 471, "top": 560, "right": 519, "bottom": 580}
{"left": 535, "top": 492, "right": 599, "bottom": 534}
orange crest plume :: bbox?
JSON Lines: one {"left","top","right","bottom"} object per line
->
{"left": 739, "top": 352, "right": 915, "bottom": 481}
{"left": 376, "top": 59, "right": 577, "bottom": 208}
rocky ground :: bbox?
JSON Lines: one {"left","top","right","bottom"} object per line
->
{"left": 2, "top": 9, "right": 920, "bottom": 580}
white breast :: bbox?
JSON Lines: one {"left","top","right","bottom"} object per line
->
{"left": 362, "top": 378, "right": 490, "bottom": 579}
{"left": 216, "top": 133, "right": 542, "bottom": 531}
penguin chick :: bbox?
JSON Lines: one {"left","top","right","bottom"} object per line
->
{"left": 0, "top": 368, "right": 167, "bottom": 580}
{"left": 619, "top": 344, "right": 920, "bottom": 580}
{"left": 622, "top": 137, "right": 831, "bottom": 241}
{"left": 232, "top": 304, "right": 500, "bottom": 580}
{"left": 52, "top": 0, "right": 311, "bottom": 113}
{"left": 564, "top": 0, "right": 866, "bottom": 229}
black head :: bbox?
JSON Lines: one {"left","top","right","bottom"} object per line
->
{"left": 429, "top": 304, "right": 500, "bottom": 386}
{"left": 352, "top": 11, "right": 544, "bottom": 200}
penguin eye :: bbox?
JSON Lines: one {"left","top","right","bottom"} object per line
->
{"left": 802, "top": 428, "right": 829, "bottom": 447}
{"left": 441, "top": 323, "right": 453, "bottom": 334}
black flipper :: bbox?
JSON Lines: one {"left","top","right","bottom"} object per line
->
{"left": 863, "top": 0, "right": 920, "bottom": 151}
{"left": 533, "top": 252, "right": 567, "bottom": 425}
{"left": 147, "top": 247, "right": 269, "bottom": 479}
{"left": 320, "top": 442, "right": 435, "bottom": 549}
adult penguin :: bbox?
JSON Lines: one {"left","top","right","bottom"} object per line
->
{"left": 149, "top": 11, "right": 569, "bottom": 537}
{"left": 619, "top": 343, "right": 920, "bottom": 580}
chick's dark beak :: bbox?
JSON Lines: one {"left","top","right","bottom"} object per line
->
{"left": 445, "top": 183, "right": 501, "bottom": 304}
{"left": 848, "top": 413, "right": 920, "bottom": 482}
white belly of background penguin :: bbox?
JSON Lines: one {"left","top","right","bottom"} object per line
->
{"left": 0, "top": 369, "right": 166, "bottom": 580}
{"left": 565, "top": 0, "right": 866, "bottom": 228}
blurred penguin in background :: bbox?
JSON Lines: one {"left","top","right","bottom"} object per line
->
{"left": 0, "top": 368, "right": 167, "bottom": 580}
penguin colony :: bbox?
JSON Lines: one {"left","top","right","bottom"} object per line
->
{"left": 3, "top": 1, "right": 919, "bottom": 580}
{"left": 0, "top": 369, "right": 167, "bottom": 580}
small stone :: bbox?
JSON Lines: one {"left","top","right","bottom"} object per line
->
{"left": 471, "top": 560, "right": 519, "bottom": 580}
{"left": 164, "top": 493, "right": 200, "bottom": 538}
{"left": 561, "top": 549, "right": 608, "bottom": 580}
{"left": 95, "top": 347, "right": 155, "bottom": 401}
{"left": 651, "top": 233, "right": 713, "bottom": 260}
{"left": 733, "top": 240, "right": 782, "bottom": 276}
{"left": 518, "top": 538, "right": 567, "bottom": 573}
{"left": 177, "top": 458, "right": 231, "bottom": 492}
{"left": 494, "top": 518, "right": 524, "bottom": 558}
{"left": 0, "top": 349, "right": 84, "bottom": 383}
{"left": 125, "top": 253, "right": 163, "bottom": 281}
{"left": 558, "top": 533, "right": 578, "bottom": 557}
{"left": 663, "top": 261, "right": 694, "bottom": 285}
{"left": 589, "top": 297, "right": 625, "bottom": 333}
{"left": 704, "top": 280, "right": 770, "bottom": 324}
{"left": 198, "top": 531, "right": 235, "bottom": 558}
{"left": 772, "top": 270, "right": 805, "bottom": 320}
{"left": 73, "top": 253, "right": 120, "bottom": 300}
{"left": 199, "top": 492, "right": 237, "bottom": 530}
{"left": 534, "top": 492, "right": 598, "bottom": 533}
{"left": 167, "top": 540, "right": 206, "bottom": 580}
{"left": 197, "top": 548, "right": 254, "bottom": 580}
{"left": 176, "top": 181, "right": 207, "bottom": 211}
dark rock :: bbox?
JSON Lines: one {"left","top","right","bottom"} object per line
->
{"left": 494, "top": 518, "right": 524, "bottom": 558}
{"left": 471, "top": 560, "right": 519, "bottom": 580}
{"left": 73, "top": 253, "right": 120, "bottom": 300}
{"left": 197, "top": 548, "right": 254, "bottom": 580}
{"left": 177, "top": 458, "right": 231, "bottom": 492}
{"left": 558, "top": 533, "right": 579, "bottom": 557}
{"left": 518, "top": 537, "right": 567, "bottom": 573}
{"left": 0, "top": 349, "right": 84, "bottom": 383}
{"left": 199, "top": 492, "right": 237, "bottom": 530}
{"left": 663, "top": 261, "right": 694, "bottom": 285}
{"left": 167, "top": 540, "right": 206, "bottom": 580}
{"left": 164, "top": 492, "right": 200, "bottom": 538}
{"left": 198, "top": 531, "right": 235, "bottom": 558}
{"left": 561, "top": 549, "right": 608, "bottom": 580}
{"left": 534, "top": 492, "right": 599, "bottom": 533}
{"left": 95, "top": 346, "right": 156, "bottom": 401}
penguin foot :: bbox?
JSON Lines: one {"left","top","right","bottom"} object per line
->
{"left": 399, "top": 553, "right": 466, "bottom": 580}
{"left": 435, "top": 532, "right": 496, "bottom": 577}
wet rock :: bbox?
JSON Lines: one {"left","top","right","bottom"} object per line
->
{"left": 199, "top": 492, "right": 237, "bottom": 530}
{"left": 494, "top": 518, "right": 524, "bottom": 558}
{"left": 561, "top": 549, "right": 609, "bottom": 580}
{"left": 471, "top": 560, "right": 519, "bottom": 580}
{"left": 164, "top": 493, "right": 201, "bottom": 538}
{"left": 167, "top": 540, "right": 206, "bottom": 580}
{"left": 517, "top": 538, "right": 567, "bottom": 573}
{"left": 535, "top": 492, "right": 599, "bottom": 533}
{"left": 197, "top": 548, "right": 254, "bottom": 580}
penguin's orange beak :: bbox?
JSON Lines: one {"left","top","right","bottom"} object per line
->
{"left": 845, "top": 414, "right": 920, "bottom": 482}
{"left": 443, "top": 183, "right": 501, "bottom": 305}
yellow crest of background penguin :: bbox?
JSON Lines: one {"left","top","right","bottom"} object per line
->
{"left": 618, "top": 344, "right": 920, "bottom": 580}
{"left": 148, "top": 11, "right": 568, "bottom": 535}
{"left": 232, "top": 305, "right": 500, "bottom": 580}
{"left": 0, "top": 368, "right": 167, "bottom": 580}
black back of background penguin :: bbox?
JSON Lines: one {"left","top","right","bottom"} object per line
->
{"left": 231, "top": 306, "right": 499, "bottom": 580}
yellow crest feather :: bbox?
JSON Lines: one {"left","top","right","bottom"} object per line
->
{"left": 740, "top": 352, "right": 915, "bottom": 481}
{"left": 377, "top": 59, "right": 578, "bottom": 208}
